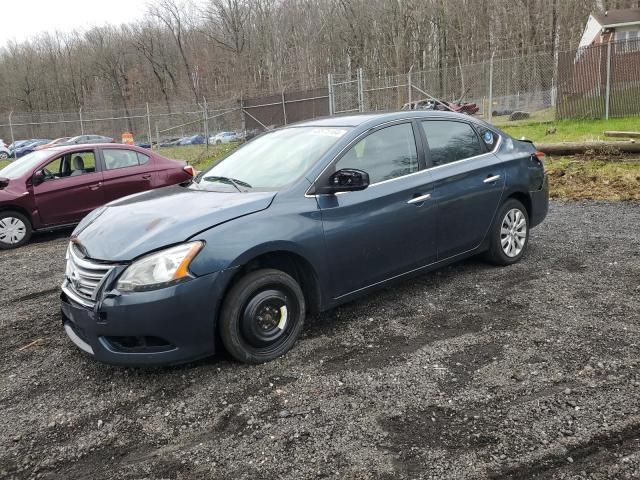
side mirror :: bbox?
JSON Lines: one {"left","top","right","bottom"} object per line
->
{"left": 316, "top": 168, "right": 370, "bottom": 195}
{"left": 32, "top": 170, "right": 46, "bottom": 185}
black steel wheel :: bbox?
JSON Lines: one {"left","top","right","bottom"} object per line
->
{"left": 219, "top": 269, "right": 305, "bottom": 363}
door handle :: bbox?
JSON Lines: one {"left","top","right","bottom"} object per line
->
{"left": 141, "top": 174, "right": 152, "bottom": 180}
{"left": 88, "top": 182, "right": 102, "bottom": 191}
{"left": 407, "top": 193, "right": 431, "bottom": 204}
{"left": 483, "top": 175, "right": 501, "bottom": 183}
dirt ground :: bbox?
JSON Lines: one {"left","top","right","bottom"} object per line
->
{"left": 1, "top": 201, "right": 639, "bottom": 480}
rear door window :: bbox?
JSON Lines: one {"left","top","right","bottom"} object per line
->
{"left": 421, "top": 121, "right": 484, "bottom": 167}
{"left": 103, "top": 149, "right": 141, "bottom": 170}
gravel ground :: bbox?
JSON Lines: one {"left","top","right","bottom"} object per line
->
{"left": 1, "top": 201, "right": 639, "bottom": 480}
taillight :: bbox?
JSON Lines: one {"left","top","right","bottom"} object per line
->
{"left": 534, "top": 150, "right": 545, "bottom": 160}
{"left": 183, "top": 165, "right": 196, "bottom": 177}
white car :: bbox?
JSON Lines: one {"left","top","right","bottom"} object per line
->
{"left": 0, "top": 140, "right": 10, "bottom": 160}
{"left": 209, "top": 131, "right": 241, "bottom": 144}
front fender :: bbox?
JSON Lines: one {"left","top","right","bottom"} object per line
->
{"left": 187, "top": 195, "right": 329, "bottom": 288}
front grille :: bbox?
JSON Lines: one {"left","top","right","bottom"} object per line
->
{"left": 64, "top": 243, "right": 115, "bottom": 307}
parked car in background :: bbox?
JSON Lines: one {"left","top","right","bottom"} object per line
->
{"left": 59, "top": 135, "right": 114, "bottom": 146}
{"left": 35, "top": 137, "right": 72, "bottom": 150}
{"left": 59, "top": 111, "right": 548, "bottom": 366}
{"left": 178, "top": 134, "right": 206, "bottom": 146}
{"left": 13, "top": 139, "right": 53, "bottom": 158}
{"left": 0, "top": 144, "right": 195, "bottom": 249}
{"left": 210, "top": 131, "right": 241, "bottom": 144}
{"left": 8, "top": 140, "right": 31, "bottom": 151}
{"left": 0, "top": 143, "right": 9, "bottom": 160}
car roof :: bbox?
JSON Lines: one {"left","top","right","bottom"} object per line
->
{"left": 45, "top": 143, "right": 139, "bottom": 153}
{"left": 290, "top": 110, "right": 488, "bottom": 128}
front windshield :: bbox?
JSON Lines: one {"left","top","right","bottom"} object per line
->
{"left": 0, "top": 150, "right": 52, "bottom": 179}
{"left": 194, "top": 126, "right": 350, "bottom": 191}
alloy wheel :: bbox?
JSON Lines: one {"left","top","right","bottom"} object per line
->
{"left": 500, "top": 208, "right": 527, "bottom": 258}
{"left": 0, "top": 216, "right": 27, "bottom": 245}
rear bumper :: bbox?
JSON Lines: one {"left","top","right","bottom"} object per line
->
{"left": 61, "top": 269, "right": 235, "bottom": 366}
{"left": 530, "top": 174, "right": 549, "bottom": 228}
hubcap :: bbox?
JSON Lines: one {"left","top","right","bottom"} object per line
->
{"left": 500, "top": 208, "right": 527, "bottom": 258}
{"left": 0, "top": 217, "right": 27, "bottom": 244}
{"left": 241, "top": 289, "right": 293, "bottom": 348}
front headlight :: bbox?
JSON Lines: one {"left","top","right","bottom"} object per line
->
{"left": 116, "top": 241, "right": 204, "bottom": 292}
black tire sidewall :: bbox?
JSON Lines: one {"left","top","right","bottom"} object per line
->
{"left": 0, "top": 211, "right": 32, "bottom": 250}
{"left": 219, "top": 268, "right": 306, "bottom": 364}
{"left": 487, "top": 199, "right": 529, "bottom": 266}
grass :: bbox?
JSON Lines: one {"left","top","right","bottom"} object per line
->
{"left": 0, "top": 160, "right": 9, "bottom": 169}
{"left": 500, "top": 115, "right": 640, "bottom": 143}
{"left": 156, "top": 142, "right": 241, "bottom": 171}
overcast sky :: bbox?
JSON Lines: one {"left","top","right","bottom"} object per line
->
{"left": 0, "top": 0, "right": 150, "bottom": 47}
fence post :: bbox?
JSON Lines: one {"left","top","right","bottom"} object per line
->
{"left": 407, "top": 66, "right": 413, "bottom": 106}
{"left": 605, "top": 41, "right": 612, "bottom": 120}
{"left": 79, "top": 106, "right": 84, "bottom": 135}
{"left": 327, "top": 73, "right": 334, "bottom": 116}
{"left": 203, "top": 97, "right": 209, "bottom": 151}
{"left": 239, "top": 96, "right": 246, "bottom": 134}
{"left": 357, "top": 68, "right": 364, "bottom": 112}
{"left": 146, "top": 103, "right": 153, "bottom": 147}
{"left": 8, "top": 111, "right": 15, "bottom": 160}
{"left": 155, "top": 123, "right": 160, "bottom": 151}
{"left": 488, "top": 53, "right": 494, "bottom": 122}
{"left": 281, "top": 88, "right": 288, "bottom": 125}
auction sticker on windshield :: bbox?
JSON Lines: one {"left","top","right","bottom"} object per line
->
{"left": 309, "top": 128, "right": 348, "bottom": 138}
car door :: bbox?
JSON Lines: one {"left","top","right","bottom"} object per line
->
{"left": 419, "top": 120, "right": 505, "bottom": 260}
{"left": 100, "top": 147, "right": 156, "bottom": 202}
{"left": 316, "top": 121, "right": 437, "bottom": 299}
{"left": 33, "top": 150, "right": 105, "bottom": 226}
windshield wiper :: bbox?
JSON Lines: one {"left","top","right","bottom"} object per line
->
{"left": 202, "top": 176, "right": 252, "bottom": 192}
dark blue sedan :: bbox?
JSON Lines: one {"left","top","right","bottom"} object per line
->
{"left": 60, "top": 111, "right": 548, "bottom": 366}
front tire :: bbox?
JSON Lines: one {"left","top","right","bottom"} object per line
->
{"left": 0, "top": 211, "right": 32, "bottom": 249}
{"left": 0, "top": 151, "right": 8, "bottom": 160}
{"left": 219, "top": 269, "right": 306, "bottom": 364}
{"left": 484, "top": 199, "right": 529, "bottom": 266}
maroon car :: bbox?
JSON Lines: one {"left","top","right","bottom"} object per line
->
{"left": 0, "top": 144, "right": 194, "bottom": 249}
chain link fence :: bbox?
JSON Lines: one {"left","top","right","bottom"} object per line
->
{"left": 2, "top": 40, "right": 639, "bottom": 153}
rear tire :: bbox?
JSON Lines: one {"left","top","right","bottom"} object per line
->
{"left": 484, "top": 199, "right": 529, "bottom": 266}
{"left": 0, "top": 211, "right": 32, "bottom": 249}
{"left": 219, "top": 269, "right": 305, "bottom": 364}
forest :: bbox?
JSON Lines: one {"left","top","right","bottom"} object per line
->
{"left": 0, "top": 0, "right": 638, "bottom": 115}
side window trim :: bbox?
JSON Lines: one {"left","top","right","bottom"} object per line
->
{"left": 421, "top": 119, "right": 497, "bottom": 169}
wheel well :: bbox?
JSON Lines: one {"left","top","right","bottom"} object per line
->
{"left": 0, "top": 205, "right": 32, "bottom": 225}
{"left": 507, "top": 192, "right": 532, "bottom": 219}
{"left": 227, "top": 251, "right": 322, "bottom": 314}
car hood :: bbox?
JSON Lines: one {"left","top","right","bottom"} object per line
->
{"left": 73, "top": 185, "right": 276, "bottom": 262}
